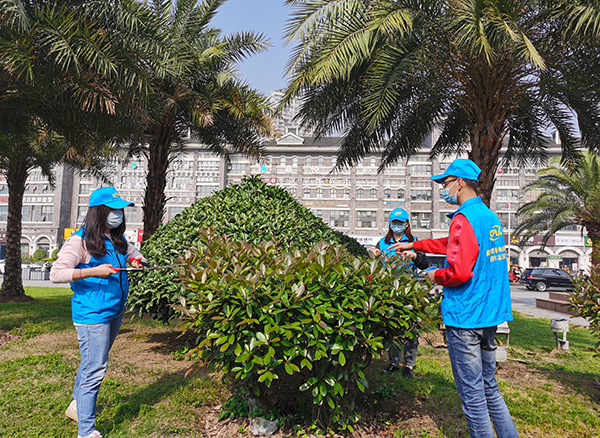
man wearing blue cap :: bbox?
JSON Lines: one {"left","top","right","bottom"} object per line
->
{"left": 391, "top": 159, "right": 518, "bottom": 437}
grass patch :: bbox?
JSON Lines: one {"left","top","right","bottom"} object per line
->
{"left": 0, "top": 288, "right": 599, "bottom": 437}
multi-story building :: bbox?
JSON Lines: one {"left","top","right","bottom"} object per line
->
{"left": 0, "top": 132, "right": 591, "bottom": 272}
{"left": 266, "top": 90, "right": 315, "bottom": 137}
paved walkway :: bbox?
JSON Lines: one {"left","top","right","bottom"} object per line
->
{"left": 509, "top": 284, "right": 589, "bottom": 327}
{"left": 8, "top": 276, "right": 591, "bottom": 327}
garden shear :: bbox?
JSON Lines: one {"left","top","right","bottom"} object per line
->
{"left": 110, "top": 259, "right": 184, "bottom": 272}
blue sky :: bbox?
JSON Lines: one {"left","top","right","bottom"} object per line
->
{"left": 211, "top": 0, "right": 292, "bottom": 94}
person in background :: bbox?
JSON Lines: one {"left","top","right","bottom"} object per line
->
{"left": 390, "top": 159, "right": 518, "bottom": 438}
{"left": 51, "top": 187, "right": 144, "bottom": 438}
{"left": 373, "top": 208, "right": 429, "bottom": 379}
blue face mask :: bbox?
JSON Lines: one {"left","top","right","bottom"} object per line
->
{"left": 106, "top": 209, "right": 124, "bottom": 229}
{"left": 390, "top": 222, "right": 406, "bottom": 235}
{"left": 441, "top": 179, "right": 459, "bottom": 205}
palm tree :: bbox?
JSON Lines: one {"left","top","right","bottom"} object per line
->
{"left": 0, "top": 0, "right": 151, "bottom": 301}
{"left": 282, "top": 0, "right": 600, "bottom": 204}
{"left": 515, "top": 153, "right": 600, "bottom": 267}
{"left": 133, "top": 0, "right": 274, "bottom": 242}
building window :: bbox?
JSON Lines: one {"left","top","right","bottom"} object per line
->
{"left": 311, "top": 209, "right": 323, "bottom": 218}
{"left": 230, "top": 163, "right": 246, "bottom": 174}
{"left": 292, "top": 157, "right": 298, "bottom": 167}
{"left": 384, "top": 188, "right": 391, "bottom": 199}
{"left": 370, "top": 188, "right": 377, "bottom": 199}
{"left": 370, "top": 157, "right": 376, "bottom": 167}
{"left": 196, "top": 185, "right": 219, "bottom": 198}
{"left": 21, "top": 205, "right": 29, "bottom": 222}
{"left": 288, "top": 187, "right": 297, "bottom": 196}
{"left": 316, "top": 187, "right": 323, "bottom": 199}
{"left": 280, "top": 157, "right": 287, "bottom": 166}
{"left": 357, "top": 210, "right": 377, "bottom": 228}
{"left": 411, "top": 165, "right": 432, "bottom": 176}
{"left": 124, "top": 206, "right": 137, "bottom": 223}
{"left": 330, "top": 210, "right": 349, "bottom": 228}
{"left": 305, "top": 157, "right": 312, "bottom": 166}
{"left": 343, "top": 188, "right": 350, "bottom": 199}
{"left": 411, "top": 212, "right": 431, "bottom": 229}
{"left": 77, "top": 206, "right": 88, "bottom": 224}
{"left": 304, "top": 188, "right": 311, "bottom": 198}
{"left": 79, "top": 183, "right": 91, "bottom": 195}
{"left": 497, "top": 189, "right": 519, "bottom": 202}
{"left": 560, "top": 224, "right": 580, "bottom": 232}
{"left": 440, "top": 212, "right": 452, "bottom": 230}
{"left": 497, "top": 179, "right": 519, "bottom": 187}
{"left": 330, "top": 188, "right": 337, "bottom": 198}
{"left": 411, "top": 189, "right": 432, "bottom": 202}
{"left": 525, "top": 188, "right": 543, "bottom": 202}
{"left": 331, "top": 157, "right": 337, "bottom": 167}
{"left": 397, "top": 188, "right": 405, "bottom": 199}
{"left": 498, "top": 213, "right": 517, "bottom": 230}
{"left": 40, "top": 206, "right": 53, "bottom": 222}
{"left": 197, "top": 161, "right": 220, "bottom": 173}
{"left": 42, "top": 184, "right": 53, "bottom": 194}
{"left": 0, "top": 206, "right": 7, "bottom": 222}
{"left": 318, "top": 157, "right": 324, "bottom": 167}
{"left": 357, "top": 188, "right": 365, "bottom": 198}
{"left": 0, "top": 185, "right": 8, "bottom": 194}
{"left": 169, "top": 206, "right": 186, "bottom": 220}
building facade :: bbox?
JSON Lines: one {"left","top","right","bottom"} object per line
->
{"left": 1, "top": 132, "right": 591, "bottom": 272}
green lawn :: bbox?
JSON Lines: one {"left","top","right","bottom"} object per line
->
{"left": 1, "top": 288, "right": 599, "bottom": 437}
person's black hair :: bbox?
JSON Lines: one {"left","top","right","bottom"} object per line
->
{"left": 384, "top": 220, "right": 414, "bottom": 244}
{"left": 81, "top": 205, "right": 127, "bottom": 257}
{"left": 462, "top": 178, "right": 479, "bottom": 193}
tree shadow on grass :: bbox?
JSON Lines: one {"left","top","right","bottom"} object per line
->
{"left": 360, "top": 356, "right": 468, "bottom": 437}
{"left": 97, "top": 370, "right": 208, "bottom": 433}
{"left": 0, "top": 289, "right": 73, "bottom": 334}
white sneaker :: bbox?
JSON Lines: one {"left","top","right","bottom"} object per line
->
{"left": 65, "top": 399, "right": 78, "bottom": 422}
{"left": 78, "top": 431, "right": 103, "bottom": 438}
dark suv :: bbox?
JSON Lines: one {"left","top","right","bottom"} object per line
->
{"left": 524, "top": 268, "right": 573, "bottom": 291}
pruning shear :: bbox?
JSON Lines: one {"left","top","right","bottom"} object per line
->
{"left": 110, "top": 258, "right": 184, "bottom": 272}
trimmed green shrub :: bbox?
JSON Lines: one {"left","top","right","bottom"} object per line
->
{"left": 51, "top": 249, "right": 60, "bottom": 261}
{"left": 571, "top": 266, "right": 600, "bottom": 349}
{"left": 128, "top": 177, "right": 368, "bottom": 322}
{"left": 32, "top": 248, "right": 47, "bottom": 261}
{"left": 177, "top": 231, "right": 441, "bottom": 429}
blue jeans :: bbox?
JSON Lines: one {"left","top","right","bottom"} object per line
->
{"left": 446, "top": 326, "right": 519, "bottom": 438}
{"left": 388, "top": 337, "right": 418, "bottom": 367}
{"left": 74, "top": 314, "right": 123, "bottom": 436}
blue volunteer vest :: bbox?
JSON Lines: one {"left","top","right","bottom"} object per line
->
{"left": 378, "top": 234, "right": 418, "bottom": 271}
{"left": 70, "top": 228, "right": 130, "bottom": 324}
{"left": 442, "top": 197, "right": 513, "bottom": 328}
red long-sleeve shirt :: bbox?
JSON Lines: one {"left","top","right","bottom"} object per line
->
{"left": 412, "top": 213, "right": 480, "bottom": 287}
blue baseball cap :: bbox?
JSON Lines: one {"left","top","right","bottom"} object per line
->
{"left": 88, "top": 187, "right": 134, "bottom": 209}
{"left": 389, "top": 208, "right": 409, "bottom": 222}
{"left": 430, "top": 159, "right": 481, "bottom": 183}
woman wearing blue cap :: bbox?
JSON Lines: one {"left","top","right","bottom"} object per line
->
{"left": 373, "top": 208, "right": 429, "bottom": 378}
{"left": 51, "top": 187, "right": 144, "bottom": 438}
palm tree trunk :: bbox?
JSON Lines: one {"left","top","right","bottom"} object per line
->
{"left": 0, "top": 157, "right": 32, "bottom": 302}
{"left": 142, "top": 123, "right": 174, "bottom": 245}
{"left": 468, "top": 133, "right": 503, "bottom": 207}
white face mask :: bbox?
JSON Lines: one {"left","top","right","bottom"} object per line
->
{"left": 106, "top": 210, "right": 124, "bottom": 229}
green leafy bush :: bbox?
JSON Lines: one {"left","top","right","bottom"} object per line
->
{"left": 32, "top": 248, "right": 47, "bottom": 261}
{"left": 51, "top": 249, "right": 60, "bottom": 260}
{"left": 177, "top": 231, "right": 441, "bottom": 429}
{"left": 128, "top": 177, "right": 368, "bottom": 322}
{"left": 571, "top": 266, "right": 600, "bottom": 349}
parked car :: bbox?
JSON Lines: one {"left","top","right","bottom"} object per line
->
{"left": 524, "top": 268, "right": 573, "bottom": 291}
{"left": 520, "top": 267, "right": 534, "bottom": 284}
